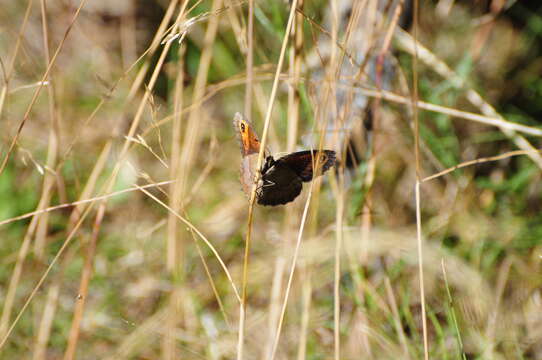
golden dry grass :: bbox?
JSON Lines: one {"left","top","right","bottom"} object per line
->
{"left": 1, "top": 1, "right": 541, "bottom": 359}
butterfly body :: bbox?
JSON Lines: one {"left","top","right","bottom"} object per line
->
{"left": 233, "top": 113, "right": 336, "bottom": 206}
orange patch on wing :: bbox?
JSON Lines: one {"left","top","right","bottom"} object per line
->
{"left": 233, "top": 112, "right": 262, "bottom": 197}
{"left": 233, "top": 112, "right": 260, "bottom": 156}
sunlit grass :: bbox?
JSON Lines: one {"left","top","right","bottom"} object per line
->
{"left": 0, "top": 1, "right": 541, "bottom": 359}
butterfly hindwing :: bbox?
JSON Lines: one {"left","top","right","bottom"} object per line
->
{"left": 258, "top": 160, "right": 303, "bottom": 206}
{"left": 277, "top": 150, "right": 336, "bottom": 182}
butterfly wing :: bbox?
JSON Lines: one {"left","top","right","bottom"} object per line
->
{"left": 233, "top": 112, "right": 261, "bottom": 156}
{"left": 277, "top": 150, "right": 336, "bottom": 182}
{"left": 239, "top": 155, "right": 257, "bottom": 197}
{"left": 233, "top": 113, "right": 261, "bottom": 197}
{"left": 257, "top": 162, "right": 303, "bottom": 206}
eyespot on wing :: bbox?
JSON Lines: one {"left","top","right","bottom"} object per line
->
{"left": 232, "top": 112, "right": 260, "bottom": 156}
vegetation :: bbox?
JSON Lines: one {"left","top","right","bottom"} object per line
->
{"left": 1, "top": 0, "right": 541, "bottom": 359}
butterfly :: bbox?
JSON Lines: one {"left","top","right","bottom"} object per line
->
{"left": 233, "top": 112, "right": 336, "bottom": 206}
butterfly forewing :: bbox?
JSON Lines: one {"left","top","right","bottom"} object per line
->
{"left": 233, "top": 112, "right": 261, "bottom": 156}
{"left": 233, "top": 113, "right": 261, "bottom": 197}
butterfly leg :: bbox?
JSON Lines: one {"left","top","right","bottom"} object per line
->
{"left": 262, "top": 180, "right": 276, "bottom": 188}
{"left": 255, "top": 179, "right": 275, "bottom": 197}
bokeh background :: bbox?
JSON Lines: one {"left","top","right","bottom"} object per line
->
{"left": 1, "top": 0, "right": 542, "bottom": 359}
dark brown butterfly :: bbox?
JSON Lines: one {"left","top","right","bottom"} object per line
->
{"left": 233, "top": 113, "right": 336, "bottom": 206}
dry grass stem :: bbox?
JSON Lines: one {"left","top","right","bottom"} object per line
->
{"left": 237, "top": 1, "right": 299, "bottom": 359}
{"left": 137, "top": 186, "right": 241, "bottom": 303}
{"left": 0, "top": 0, "right": 90, "bottom": 176}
